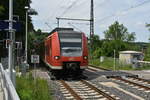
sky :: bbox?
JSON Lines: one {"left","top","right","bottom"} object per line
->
{"left": 31, "top": 0, "right": 150, "bottom": 42}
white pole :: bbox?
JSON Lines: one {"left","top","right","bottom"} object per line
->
{"left": 114, "top": 49, "right": 116, "bottom": 71}
{"left": 25, "top": 11, "right": 28, "bottom": 64}
{"left": 8, "top": 0, "right": 13, "bottom": 80}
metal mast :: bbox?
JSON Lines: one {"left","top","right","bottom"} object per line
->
{"left": 25, "top": 10, "right": 28, "bottom": 64}
{"left": 8, "top": 0, "right": 14, "bottom": 81}
{"left": 90, "top": 0, "right": 94, "bottom": 37}
{"left": 90, "top": 0, "right": 94, "bottom": 59}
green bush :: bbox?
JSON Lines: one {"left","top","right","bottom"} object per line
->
{"left": 90, "top": 57, "right": 134, "bottom": 70}
{"left": 16, "top": 73, "right": 52, "bottom": 100}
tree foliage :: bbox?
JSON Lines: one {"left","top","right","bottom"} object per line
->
{"left": 146, "top": 24, "right": 150, "bottom": 31}
{"left": 145, "top": 23, "right": 150, "bottom": 61}
{"left": 104, "top": 21, "right": 136, "bottom": 42}
{"left": 0, "top": 0, "right": 37, "bottom": 40}
{"left": 90, "top": 21, "right": 140, "bottom": 58}
{"left": 28, "top": 30, "right": 48, "bottom": 63}
{"left": 0, "top": 5, "right": 4, "bottom": 15}
{"left": 0, "top": 0, "right": 37, "bottom": 59}
{"left": 144, "top": 44, "right": 150, "bottom": 61}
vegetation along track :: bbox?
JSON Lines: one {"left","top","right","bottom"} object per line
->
{"left": 88, "top": 65, "right": 150, "bottom": 91}
{"left": 59, "top": 80, "right": 119, "bottom": 100}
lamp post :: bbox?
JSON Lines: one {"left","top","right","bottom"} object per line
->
{"left": 25, "top": 6, "right": 29, "bottom": 64}
{"left": 8, "top": 0, "right": 14, "bottom": 82}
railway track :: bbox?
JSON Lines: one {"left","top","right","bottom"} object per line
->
{"left": 35, "top": 66, "right": 150, "bottom": 100}
{"left": 88, "top": 65, "right": 150, "bottom": 92}
{"left": 127, "top": 76, "right": 150, "bottom": 84}
{"left": 113, "top": 77, "right": 150, "bottom": 91}
{"left": 58, "top": 80, "right": 119, "bottom": 100}
{"left": 88, "top": 65, "right": 110, "bottom": 71}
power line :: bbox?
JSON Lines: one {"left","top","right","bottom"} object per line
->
{"left": 48, "top": 0, "right": 65, "bottom": 20}
{"left": 73, "top": 0, "right": 108, "bottom": 16}
{"left": 45, "top": 22, "right": 53, "bottom": 30}
{"left": 96, "top": 0, "right": 150, "bottom": 23}
{"left": 94, "top": 0, "right": 109, "bottom": 9}
{"left": 56, "top": 17, "right": 90, "bottom": 21}
{"left": 56, "top": 17, "right": 90, "bottom": 27}
{"left": 59, "top": 0, "right": 80, "bottom": 17}
{"left": 68, "top": 22, "right": 84, "bottom": 32}
{"left": 68, "top": 0, "right": 88, "bottom": 11}
{"left": 69, "top": 22, "right": 90, "bottom": 25}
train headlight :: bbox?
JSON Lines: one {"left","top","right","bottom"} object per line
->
{"left": 54, "top": 56, "right": 60, "bottom": 60}
{"left": 83, "top": 56, "right": 88, "bottom": 60}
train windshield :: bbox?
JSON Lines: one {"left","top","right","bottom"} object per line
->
{"left": 59, "top": 32, "right": 82, "bottom": 57}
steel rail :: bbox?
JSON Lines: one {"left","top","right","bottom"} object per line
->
{"left": 87, "top": 67, "right": 98, "bottom": 72}
{"left": 59, "top": 80, "right": 82, "bottom": 100}
{"left": 127, "top": 76, "right": 150, "bottom": 84}
{"left": 114, "top": 77, "right": 150, "bottom": 90}
{"left": 80, "top": 80, "right": 116, "bottom": 100}
{"left": 89, "top": 65, "right": 150, "bottom": 84}
{"left": 89, "top": 65, "right": 111, "bottom": 71}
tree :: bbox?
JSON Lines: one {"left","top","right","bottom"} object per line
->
{"left": 91, "top": 35, "right": 103, "bottom": 58}
{"left": 146, "top": 24, "right": 150, "bottom": 31}
{"left": 0, "top": 0, "right": 37, "bottom": 37}
{"left": 0, "top": 6, "right": 4, "bottom": 15}
{"left": 101, "top": 40, "right": 126, "bottom": 57}
{"left": 126, "top": 32, "right": 136, "bottom": 42}
{"left": 0, "top": 0, "right": 38, "bottom": 59}
{"left": 145, "top": 23, "right": 150, "bottom": 61}
{"left": 104, "top": 21, "right": 136, "bottom": 42}
{"left": 92, "top": 35, "right": 101, "bottom": 49}
{"left": 101, "top": 21, "right": 136, "bottom": 57}
{"left": 146, "top": 23, "right": 150, "bottom": 41}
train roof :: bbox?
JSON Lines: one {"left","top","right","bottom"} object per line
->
{"left": 49, "top": 27, "right": 82, "bottom": 34}
{"left": 46, "top": 27, "right": 83, "bottom": 40}
{"left": 50, "top": 27, "right": 73, "bottom": 33}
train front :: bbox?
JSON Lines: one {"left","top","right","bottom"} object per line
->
{"left": 58, "top": 29, "right": 88, "bottom": 72}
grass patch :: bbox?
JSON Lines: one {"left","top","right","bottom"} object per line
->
{"left": 134, "top": 65, "right": 150, "bottom": 70}
{"left": 16, "top": 73, "right": 52, "bottom": 100}
{"left": 90, "top": 57, "right": 150, "bottom": 70}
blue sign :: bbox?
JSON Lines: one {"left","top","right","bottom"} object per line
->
{"left": 0, "top": 20, "right": 21, "bottom": 31}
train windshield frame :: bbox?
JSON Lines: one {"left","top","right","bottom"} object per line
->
{"left": 58, "top": 31, "right": 82, "bottom": 57}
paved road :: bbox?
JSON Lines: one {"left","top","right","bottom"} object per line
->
{"left": 0, "top": 73, "right": 4, "bottom": 100}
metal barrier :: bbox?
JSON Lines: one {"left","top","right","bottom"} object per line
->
{"left": 0, "top": 63, "right": 20, "bottom": 100}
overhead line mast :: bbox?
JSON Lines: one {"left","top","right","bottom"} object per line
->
{"left": 90, "top": 0, "right": 94, "bottom": 37}
{"left": 56, "top": 0, "right": 94, "bottom": 39}
{"left": 90, "top": 0, "right": 94, "bottom": 60}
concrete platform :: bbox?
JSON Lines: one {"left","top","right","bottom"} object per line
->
{"left": 0, "top": 74, "right": 4, "bottom": 100}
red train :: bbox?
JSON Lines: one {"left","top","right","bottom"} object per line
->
{"left": 43, "top": 28, "right": 88, "bottom": 75}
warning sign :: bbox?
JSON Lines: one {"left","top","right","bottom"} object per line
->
{"left": 31, "top": 55, "right": 39, "bottom": 63}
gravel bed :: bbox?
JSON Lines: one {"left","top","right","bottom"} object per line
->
{"left": 84, "top": 70, "right": 150, "bottom": 100}
{"left": 89, "top": 76, "right": 140, "bottom": 100}
{"left": 36, "top": 69, "right": 150, "bottom": 100}
{"left": 109, "top": 78, "right": 150, "bottom": 100}
{"left": 124, "top": 77, "right": 150, "bottom": 88}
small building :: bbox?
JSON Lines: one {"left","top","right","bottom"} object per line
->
{"left": 119, "top": 51, "right": 144, "bottom": 64}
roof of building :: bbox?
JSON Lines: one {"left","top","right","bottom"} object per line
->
{"left": 119, "top": 51, "right": 143, "bottom": 54}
